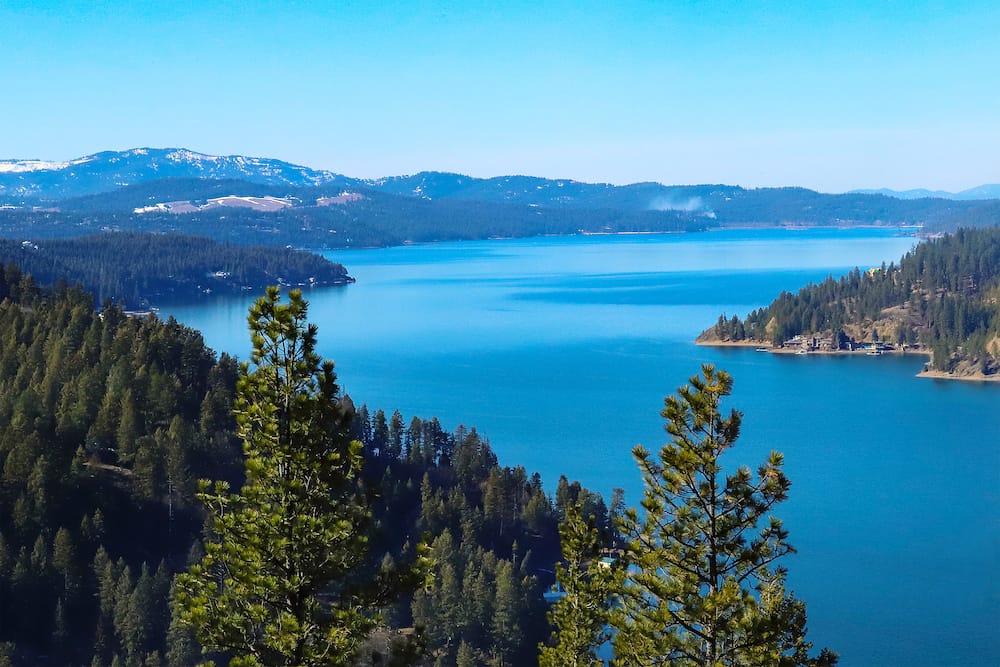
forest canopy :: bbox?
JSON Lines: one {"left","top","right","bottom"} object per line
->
{"left": 0, "top": 233, "right": 352, "bottom": 307}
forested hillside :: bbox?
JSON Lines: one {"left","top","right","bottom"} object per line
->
{"left": 0, "top": 268, "right": 242, "bottom": 665}
{"left": 0, "top": 269, "right": 606, "bottom": 666}
{"left": 702, "top": 227, "right": 1000, "bottom": 377}
{"left": 7, "top": 172, "right": 996, "bottom": 253}
{"left": 927, "top": 200, "right": 1000, "bottom": 232}
{"left": 0, "top": 233, "right": 351, "bottom": 307}
{"left": 48, "top": 177, "right": 992, "bottom": 232}
{"left": 0, "top": 194, "right": 709, "bottom": 249}
{"left": 46, "top": 174, "right": 989, "bottom": 228}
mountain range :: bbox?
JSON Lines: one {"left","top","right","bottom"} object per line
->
{"left": 4, "top": 147, "right": 998, "bottom": 209}
{"left": 0, "top": 148, "right": 747, "bottom": 214}
{"left": 0, "top": 148, "right": 998, "bottom": 247}
{"left": 849, "top": 185, "right": 1000, "bottom": 200}
{"left": 0, "top": 148, "right": 354, "bottom": 200}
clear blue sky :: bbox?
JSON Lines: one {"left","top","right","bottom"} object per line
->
{"left": 3, "top": 0, "right": 998, "bottom": 192}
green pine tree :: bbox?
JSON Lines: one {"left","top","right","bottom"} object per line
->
{"left": 613, "top": 365, "right": 837, "bottom": 667}
{"left": 490, "top": 560, "right": 521, "bottom": 666}
{"left": 538, "top": 503, "right": 618, "bottom": 667}
{"left": 176, "top": 287, "right": 423, "bottom": 666}
{"left": 455, "top": 640, "right": 478, "bottom": 667}
{"left": 166, "top": 580, "right": 201, "bottom": 667}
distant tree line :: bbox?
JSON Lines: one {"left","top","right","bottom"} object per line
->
{"left": 0, "top": 193, "right": 712, "bottom": 251}
{"left": 0, "top": 233, "right": 351, "bottom": 307}
{"left": 925, "top": 200, "right": 1000, "bottom": 232}
{"left": 6, "top": 174, "right": 998, "bottom": 254}
{"left": 705, "top": 186, "right": 978, "bottom": 227}
{"left": 21, "top": 176, "right": 996, "bottom": 229}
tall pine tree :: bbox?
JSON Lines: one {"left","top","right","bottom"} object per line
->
{"left": 538, "top": 502, "right": 617, "bottom": 667}
{"left": 176, "top": 288, "right": 415, "bottom": 666}
{"left": 613, "top": 365, "right": 836, "bottom": 666}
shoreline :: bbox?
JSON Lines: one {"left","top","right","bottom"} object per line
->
{"left": 376, "top": 223, "right": 922, "bottom": 248}
{"left": 695, "top": 339, "right": 999, "bottom": 382}
{"left": 695, "top": 339, "right": 930, "bottom": 357}
{"left": 915, "top": 369, "right": 1000, "bottom": 383}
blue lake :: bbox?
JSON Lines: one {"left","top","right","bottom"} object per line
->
{"left": 163, "top": 228, "right": 1000, "bottom": 666}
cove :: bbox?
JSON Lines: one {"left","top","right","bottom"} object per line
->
{"left": 162, "top": 229, "right": 1000, "bottom": 666}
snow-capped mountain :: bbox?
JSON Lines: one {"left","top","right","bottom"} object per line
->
{"left": 0, "top": 148, "right": 726, "bottom": 213}
{"left": 0, "top": 156, "right": 97, "bottom": 174}
{"left": 2, "top": 147, "right": 998, "bottom": 212}
{"left": 0, "top": 148, "right": 358, "bottom": 199}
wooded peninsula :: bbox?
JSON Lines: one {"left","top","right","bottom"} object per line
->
{"left": 697, "top": 226, "right": 1000, "bottom": 380}
{"left": 0, "top": 233, "right": 352, "bottom": 308}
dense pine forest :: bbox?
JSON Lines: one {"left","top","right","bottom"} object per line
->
{"left": 0, "top": 268, "right": 607, "bottom": 666}
{"left": 702, "top": 227, "right": 1000, "bottom": 376}
{"left": 0, "top": 193, "right": 710, "bottom": 250}
{"left": 0, "top": 268, "right": 241, "bottom": 665}
{"left": 0, "top": 234, "right": 351, "bottom": 308}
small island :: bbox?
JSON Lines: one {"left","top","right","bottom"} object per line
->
{"left": 697, "top": 227, "right": 1000, "bottom": 382}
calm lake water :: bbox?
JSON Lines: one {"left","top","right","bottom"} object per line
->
{"left": 163, "top": 229, "right": 1000, "bottom": 666}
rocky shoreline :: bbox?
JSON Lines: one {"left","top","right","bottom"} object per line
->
{"left": 695, "top": 338, "right": 1000, "bottom": 383}
{"left": 916, "top": 369, "right": 1000, "bottom": 382}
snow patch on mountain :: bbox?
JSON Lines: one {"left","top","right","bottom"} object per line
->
{"left": 134, "top": 195, "right": 296, "bottom": 215}
{"left": 0, "top": 160, "right": 70, "bottom": 173}
{"left": 0, "top": 156, "right": 95, "bottom": 173}
{"left": 0, "top": 148, "right": 359, "bottom": 199}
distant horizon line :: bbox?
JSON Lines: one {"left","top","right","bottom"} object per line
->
{"left": 1, "top": 146, "right": 996, "bottom": 198}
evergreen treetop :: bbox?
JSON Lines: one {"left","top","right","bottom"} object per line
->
{"left": 177, "top": 287, "right": 416, "bottom": 666}
{"left": 612, "top": 365, "right": 836, "bottom": 667}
